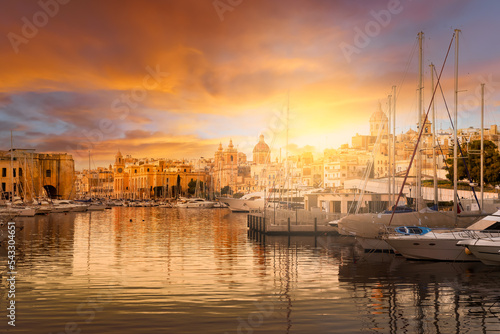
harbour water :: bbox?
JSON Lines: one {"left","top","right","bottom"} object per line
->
{"left": 2, "top": 207, "right": 500, "bottom": 333}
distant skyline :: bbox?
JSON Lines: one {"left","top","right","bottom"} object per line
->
{"left": 1, "top": 0, "right": 500, "bottom": 170}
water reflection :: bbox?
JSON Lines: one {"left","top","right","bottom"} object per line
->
{"left": 254, "top": 233, "right": 500, "bottom": 334}
{"left": 1, "top": 209, "right": 500, "bottom": 333}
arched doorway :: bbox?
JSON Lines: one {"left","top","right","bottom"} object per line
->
{"left": 43, "top": 185, "right": 58, "bottom": 199}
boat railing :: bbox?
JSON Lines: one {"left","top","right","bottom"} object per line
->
{"left": 383, "top": 226, "right": 500, "bottom": 240}
{"left": 459, "top": 229, "right": 500, "bottom": 240}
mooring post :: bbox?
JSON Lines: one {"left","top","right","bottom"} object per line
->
{"left": 314, "top": 217, "right": 317, "bottom": 234}
{"left": 288, "top": 217, "right": 290, "bottom": 233}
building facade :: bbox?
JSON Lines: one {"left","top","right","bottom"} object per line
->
{"left": 0, "top": 150, "right": 75, "bottom": 201}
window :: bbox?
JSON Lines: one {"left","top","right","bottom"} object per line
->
{"left": 13, "top": 168, "right": 16, "bottom": 177}
{"left": 1, "top": 168, "right": 5, "bottom": 177}
{"left": 46, "top": 170, "right": 51, "bottom": 177}
{"left": 1, "top": 183, "right": 5, "bottom": 191}
{"left": 19, "top": 168, "right": 22, "bottom": 177}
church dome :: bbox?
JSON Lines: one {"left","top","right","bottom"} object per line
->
{"left": 370, "top": 102, "right": 388, "bottom": 122}
{"left": 253, "top": 134, "right": 270, "bottom": 153}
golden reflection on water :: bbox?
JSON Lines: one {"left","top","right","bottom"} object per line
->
{"left": 2, "top": 208, "right": 500, "bottom": 333}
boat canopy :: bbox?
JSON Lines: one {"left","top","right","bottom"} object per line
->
{"left": 395, "top": 226, "right": 432, "bottom": 236}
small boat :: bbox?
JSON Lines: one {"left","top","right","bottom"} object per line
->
{"left": 176, "top": 198, "right": 217, "bottom": 208}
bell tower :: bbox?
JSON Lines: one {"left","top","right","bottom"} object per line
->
{"left": 114, "top": 150, "right": 124, "bottom": 173}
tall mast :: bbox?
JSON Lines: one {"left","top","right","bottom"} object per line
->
{"left": 431, "top": 63, "right": 438, "bottom": 206}
{"left": 481, "top": 83, "right": 484, "bottom": 212}
{"left": 387, "top": 93, "right": 392, "bottom": 208}
{"left": 10, "top": 130, "right": 14, "bottom": 202}
{"left": 286, "top": 91, "right": 290, "bottom": 208}
{"left": 392, "top": 85, "right": 396, "bottom": 207}
{"left": 453, "top": 29, "right": 460, "bottom": 223}
{"left": 89, "top": 150, "right": 91, "bottom": 199}
{"left": 416, "top": 31, "right": 424, "bottom": 211}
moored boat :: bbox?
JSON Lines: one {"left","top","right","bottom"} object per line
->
{"left": 217, "top": 192, "right": 265, "bottom": 212}
{"left": 384, "top": 210, "right": 500, "bottom": 261}
{"left": 458, "top": 236, "right": 500, "bottom": 265}
{"left": 176, "top": 198, "right": 217, "bottom": 208}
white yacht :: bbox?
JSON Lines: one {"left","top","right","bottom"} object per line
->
{"left": 176, "top": 198, "right": 217, "bottom": 208}
{"left": 384, "top": 210, "right": 500, "bottom": 261}
{"left": 458, "top": 237, "right": 500, "bottom": 265}
{"left": 337, "top": 206, "right": 483, "bottom": 251}
{"left": 217, "top": 192, "right": 265, "bottom": 212}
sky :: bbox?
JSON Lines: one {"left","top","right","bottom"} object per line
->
{"left": 1, "top": 0, "right": 500, "bottom": 170}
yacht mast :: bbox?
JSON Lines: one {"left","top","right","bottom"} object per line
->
{"left": 416, "top": 31, "right": 424, "bottom": 211}
{"left": 286, "top": 91, "right": 290, "bottom": 208}
{"left": 481, "top": 83, "right": 484, "bottom": 211}
{"left": 431, "top": 63, "right": 438, "bottom": 206}
{"left": 453, "top": 29, "right": 460, "bottom": 223}
{"left": 392, "top": 85, "right": 396, "bottom": 207}
{"left": 10, "top": 130, "right": 14, "bottom": 203}
{"left": 89, "top": 150, "right": 91, "bottom": 200}
{"left": 387, "top": 94, "right": 392, "bottom": 208}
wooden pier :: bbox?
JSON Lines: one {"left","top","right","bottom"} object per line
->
{"left": 247, "top": 212, "right": 339, "bottom": 236}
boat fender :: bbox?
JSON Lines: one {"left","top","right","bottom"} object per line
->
{"left": 464, "top": 247, "right": 472, "bottom": 255}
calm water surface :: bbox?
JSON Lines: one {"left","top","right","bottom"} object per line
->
{"left": 2, "top": 207, "right": 500, "bottom": 333}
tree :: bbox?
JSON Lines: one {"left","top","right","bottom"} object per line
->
{"left": 221, "top": 185, "right": 231, "bottom": 195}
{"left": 445, "top": 140, "right": 500, "bottom": 186}
{"left": 187, "top": 180, "right": 203, "bottom": 195}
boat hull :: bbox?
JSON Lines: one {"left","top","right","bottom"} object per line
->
{"left": 217, "top": 197, "right": 264, "bottom": 212}
{"left": 458, "top": 239, "right": 500, "bottom": 265}
{"left": 386, "top": 237, "right": 477, "bottom": 261}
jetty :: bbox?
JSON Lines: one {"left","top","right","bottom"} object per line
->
{"left": 247, "top": 208, "right": 340, "bottom": 235}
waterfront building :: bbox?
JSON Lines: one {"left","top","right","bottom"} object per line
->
{"left": 213, "top": 140, "right": 238, "bottom": 194}
{"left": 112, "top": 151, "right": 208, "bottom": 199}
{"left": 0, "top": 149, "right": 75, "bottom": 201}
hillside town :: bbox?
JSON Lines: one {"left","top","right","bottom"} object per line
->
{"left": 2, "top": 105, "right": 498, "bottom": 206}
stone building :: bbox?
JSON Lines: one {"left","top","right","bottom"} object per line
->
{"left": 252, "top": 134, "right": 271, "bottom": 164}
{"left": 0, "top": 149, "right": 75, "bottom": 200}
{"left": 213, "top": 140, "right": 238, "bottom": 194}
{"left": 112, "top": 151, "right": 207, "bottom": 199}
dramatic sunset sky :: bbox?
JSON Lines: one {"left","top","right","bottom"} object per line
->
{"left": 1, "top": 0, "right": 499, "bottom": 169}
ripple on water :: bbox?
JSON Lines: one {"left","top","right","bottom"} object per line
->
{"left": 2, "top": 208, "right": 500, "bottom": 333}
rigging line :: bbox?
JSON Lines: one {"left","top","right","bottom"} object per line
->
{"left": 433, "top": 65, "right": 481, "bottom": 209}
{"left": 389, "top": 31, "right": 455, "bottom": 226}
{"left": 396, "top": 37, "right": 419, "bottom": 100}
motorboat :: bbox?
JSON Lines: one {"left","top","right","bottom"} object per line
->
{"left": 176, "top": 198, "right": 217, "bottom": 208}
{"left": 217, "top": 192, "right": 265, "bottom": 212}
{"left": 458, "top": 237, "right": 500, "bottom": 265}
{"left": 384, "top": 210, "right": 500, "bottom": 261}
{"left": 337, "top": 207, "right": 483, "bottom": 251}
